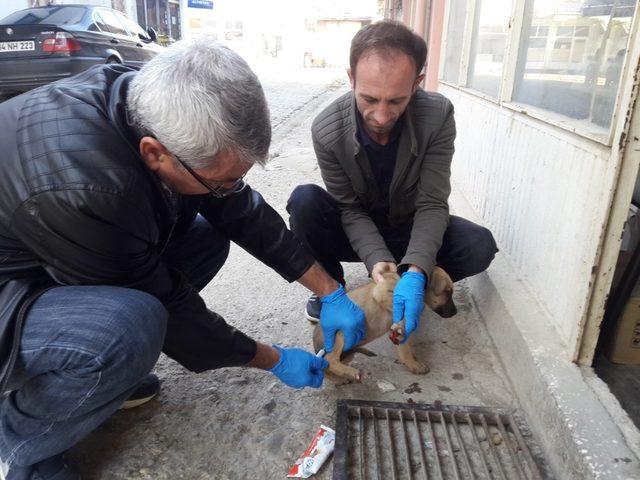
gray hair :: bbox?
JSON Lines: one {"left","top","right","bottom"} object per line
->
{"left": 127, "top": 38, "right": 271, "bottom": 169}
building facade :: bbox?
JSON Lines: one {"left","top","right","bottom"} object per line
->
{"left": 393, "top": 1, "right": 640, "bottom": 478}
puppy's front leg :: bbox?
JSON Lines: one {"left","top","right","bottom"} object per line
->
{"left": 390, "top": 320, "right": 430, "bottom": 375}
{"left": 325, "top": 332, "right": 362, "bottom": 383}
{"left": 397, "top": 339, "right": 429, "bottom": 374}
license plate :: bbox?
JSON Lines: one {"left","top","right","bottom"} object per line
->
{"left": 0, "top": 41, "right": 35, "bottom": 52}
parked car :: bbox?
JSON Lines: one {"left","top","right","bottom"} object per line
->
{"left": 0, "top": 4, "right": 162, "bottom": 98}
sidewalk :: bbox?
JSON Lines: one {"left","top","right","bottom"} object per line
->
{"left": 71, "top": 84, "right": 520, "bottom": 479}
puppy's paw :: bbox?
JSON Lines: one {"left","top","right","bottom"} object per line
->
{"left": 328, "top": 364, "right": 364, "bottom": 384}
{"left": 343, "top": 366, "right": 364, "bottom": 383}
{"left": 404, "top": 360, "right": 430, "bottom": 375}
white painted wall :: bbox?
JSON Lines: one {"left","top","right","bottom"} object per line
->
{"left": 179, "top": 0, "right": 379, "bottom": 67}
{"left": 441, "top": 84, "right": 616, "bottom": 355}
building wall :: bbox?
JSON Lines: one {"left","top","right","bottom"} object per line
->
{"left": 400, "top": 0, "right": 640, "bottom": 359}
{"left": 179, "top": 0, "right": 378, "bottom": 68}
{"left": 441, "top": 84, "right": 615, "bottom": 351}
{"left": 307, "top": 20, "right": 366, "bottom": 67}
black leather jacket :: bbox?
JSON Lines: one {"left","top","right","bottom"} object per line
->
{"left": 0, "top": 64, "right": 314, "bottom": 388}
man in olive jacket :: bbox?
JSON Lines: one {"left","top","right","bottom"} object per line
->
{"left": 287, "top": 21, "right": 498, "bottom": 340}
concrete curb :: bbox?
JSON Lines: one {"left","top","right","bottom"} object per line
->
{"left": 450, "top": 187, "right": 640, "bottom": 480}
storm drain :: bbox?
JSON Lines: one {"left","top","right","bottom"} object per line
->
{"left": 333, "top": 400, "right": 553, "bottom": 480}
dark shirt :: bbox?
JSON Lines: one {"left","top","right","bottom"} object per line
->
{"left": 355, "top": 111, "right": 404, "bottom": 228}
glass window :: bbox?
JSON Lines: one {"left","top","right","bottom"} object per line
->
{"left": 441, "top": 0, "right": 468, "bottom": 84}
{"left": 116, "top": 11, "right": 148, "bottom": 39}
{"left": 97, "top": 9, "right": 128, "bottom": 36}
{"left": 90, "top": 11, "right": 109, "bottom": 32}
{"left": 513, "top": 0, "right": 636, "bottom": 131}
{"left": 467, "top": 0, "right": 513, "bottom": 98}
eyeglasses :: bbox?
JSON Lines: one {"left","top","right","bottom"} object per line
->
{"left": 174, "top": 155, "right": 246, "bottom": 198}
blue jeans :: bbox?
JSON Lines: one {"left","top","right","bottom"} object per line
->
{"left": 0, "top": 215, "right": 229, "bottom": 468}
{"left": 287, "top": 184, "right": 498, "bottom": 284}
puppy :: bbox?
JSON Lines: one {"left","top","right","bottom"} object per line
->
{"left": 312, "top": 267, "right": 456, "bottom": 384}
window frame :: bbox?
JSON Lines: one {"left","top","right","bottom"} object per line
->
{"left": 438, "top": 0, "right": 640, "bottom": 146}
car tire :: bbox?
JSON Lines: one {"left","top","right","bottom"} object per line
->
{"left": 106, "top": 57, "right": 121, "bottom": 64}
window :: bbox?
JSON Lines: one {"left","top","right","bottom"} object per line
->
{"left": 116, "top": 11, "right": 148, "bottom": 39}
{"left": 441, "top": 0, "right": 468, "bottom": 83}
{"left": 91, "top": 11, "right": 109, "bottom": 32}
{"left": 467, "top": 0, "right": 512, "bottom": 98}
{"left": 440, "top": 0, "right": 638, "bottom": 139}
{"left": 513, "top": 0, "right": 636, "bottom": 130}
{"left": 97, "top": 9, "right": 129, "bottom": 37}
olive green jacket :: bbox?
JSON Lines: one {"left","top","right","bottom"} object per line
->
{"left": 311, "top": 89, "right": 455, "bottom": 278}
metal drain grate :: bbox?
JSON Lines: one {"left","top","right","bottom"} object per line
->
{"left": 333, "top": 400, "right": 553, "bottom": 480}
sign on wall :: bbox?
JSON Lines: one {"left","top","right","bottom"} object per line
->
{"left": 188, "top": 0, "right": 213, "bottom": 9}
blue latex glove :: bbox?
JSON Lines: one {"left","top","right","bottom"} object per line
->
{"left": 320, "top": 285, "right": 366, "bottom": 353}
{"left": 393, "top": 271, "right": 427, "bottom": 343}
{"left": 269, "top": 345, "right": 328, "bottom": 389}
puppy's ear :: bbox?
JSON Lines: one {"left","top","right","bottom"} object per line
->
{"left": 431, "top": 267, "right": 452, "bottom": 295}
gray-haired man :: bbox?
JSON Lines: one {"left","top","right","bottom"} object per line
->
{"left": 0, "top": 40, "right": 364, "bottom": 479}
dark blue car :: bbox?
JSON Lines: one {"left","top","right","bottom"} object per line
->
{"left": 0, "top": 4, "right": 162, "bottom": 98}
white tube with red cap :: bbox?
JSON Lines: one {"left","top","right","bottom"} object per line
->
{"left": 287, "top": 425, "right": 335, "bottom": 478}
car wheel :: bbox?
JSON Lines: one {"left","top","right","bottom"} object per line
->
{"left": 106, "top": 57, "right": 121, "bottom": 64}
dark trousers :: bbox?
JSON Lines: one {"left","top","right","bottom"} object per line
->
{"left": 286, "top": 184, "right": 498, "bottom": 285}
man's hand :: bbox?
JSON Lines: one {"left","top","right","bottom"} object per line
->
{"left": 320, "top": 285, "right": 366, "bottom": 352}
{"left": 371, "top": 261, "right": 397, "bottom": 284}
{"left": 392, "top": 270, "right": 426, "bottom": 343}
{"left": 269, "top": 346, "right": 328, "bottom": 388}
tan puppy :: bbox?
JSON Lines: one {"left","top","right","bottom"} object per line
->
{"left": 312, "top": 267, "right": 456, "bottom": 384}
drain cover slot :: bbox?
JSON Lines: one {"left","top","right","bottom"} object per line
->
{"left": 333, "top": 400, "right": 553, "bottom": 480}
